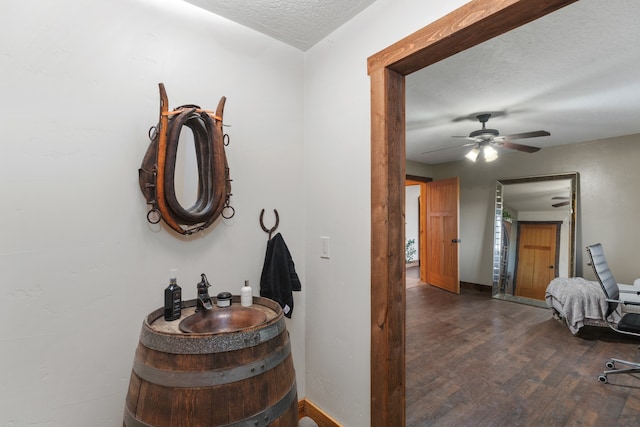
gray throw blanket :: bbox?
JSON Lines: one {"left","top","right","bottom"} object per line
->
{"left": 545, "top": 277, "right": 621, "bottom": 334}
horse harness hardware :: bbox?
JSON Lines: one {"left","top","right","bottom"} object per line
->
{"left": 139, "top": 83, "right": 234, "bottom": 235}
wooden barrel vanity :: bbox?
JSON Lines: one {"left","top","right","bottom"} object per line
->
{"left": 123, "top": 296, "right": 298, "bottom": 427}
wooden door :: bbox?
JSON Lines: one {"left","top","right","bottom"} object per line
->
{"left": 514, "top": 222, "right": 560, "bottom": 300}
{"left": 426, "top": 177, "right": 460, "bottom": 294}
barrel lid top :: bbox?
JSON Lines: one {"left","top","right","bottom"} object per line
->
{"left": 138, "top": 297, "right": 287, "bottom": 354}
{"left": 146, "top": 296, "right": 281, "bottom": 336}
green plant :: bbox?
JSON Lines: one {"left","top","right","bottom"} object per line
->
{"left": 406, "top": 238, "right": 417, "bottom": 263}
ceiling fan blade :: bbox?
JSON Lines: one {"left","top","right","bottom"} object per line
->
{"left": 420, "top": 142, "right": 474, "bottom": 155}
{"left": 552, "top": 196, "right": 569, "bottom": 200}
{"left": 502, "top": 130, "right": 550, "bottom": 140}
{"left": 498, "top": 141, "right": 541, "bottom": 153}
{"left": 552, "top": 201, "right": 570, "bottom": 208}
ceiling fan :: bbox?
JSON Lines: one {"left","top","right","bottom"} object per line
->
{"left": 454, "top": 113, "right": 550, "bottom": 162}
{"left": 552, "top": 196, "right": 570, "bottom": 208}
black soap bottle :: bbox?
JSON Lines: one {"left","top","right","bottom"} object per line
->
{"left": 164, "top": 269, "right": 182, "bottom": 321}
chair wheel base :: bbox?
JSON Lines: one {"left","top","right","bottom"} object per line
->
{"left": 598, "top": 374, "right": 608, "bottom": 383}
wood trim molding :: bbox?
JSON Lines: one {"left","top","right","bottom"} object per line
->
{"left": 405, "top": 178, "right": 428, "bottom": 282}
{"left": 370, "top": 65, "right": 406, "bottom": 426}
{"left": 406, "top": 174, "right": 432, "bottom": 184}
{"left": 368, "top": 0, "right": 577, "bottom": 76}
{"left": 368, "top": 1, "right": 578, "bottom": 426}
{"left": 298, "top": 399, "right": 343, "bottom": 427}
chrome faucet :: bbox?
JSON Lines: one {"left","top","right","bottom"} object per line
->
{"left": 196, "top": 273, "right": 213, "bottom": 312}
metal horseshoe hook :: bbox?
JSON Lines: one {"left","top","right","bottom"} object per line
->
{"left": 259, "top": 209, "right": 279, "bottom": 240}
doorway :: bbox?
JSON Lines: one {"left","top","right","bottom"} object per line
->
{"left": 406, "top": 175, "right": 430, "bottom": 283}
{"left": 405, "top": 176, "right": 460, "bottom": 291}
{"left": 368, "top": 1, "right": 578, "bottom": 425}
{"left": 514, "top": 222, "right": 560, "bottom": 300}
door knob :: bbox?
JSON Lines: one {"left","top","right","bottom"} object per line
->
{"left": 451, "top": 239, "right": 461, "bottom": 243}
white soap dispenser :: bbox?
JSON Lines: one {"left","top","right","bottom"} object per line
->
{"left": 241, "top": 280, "right": 253, "bottom": 307}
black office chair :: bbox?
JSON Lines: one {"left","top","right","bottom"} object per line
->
{"left": 586, "top": 243, "right": 640, "bottom": 383}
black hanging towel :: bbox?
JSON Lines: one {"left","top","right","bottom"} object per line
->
{"left": 260, "top": 232, "right": 301, "bottom": 318}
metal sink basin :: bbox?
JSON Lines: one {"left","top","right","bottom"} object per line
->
{"left": 179, "top": 306, "right": 267, "bottom": 334}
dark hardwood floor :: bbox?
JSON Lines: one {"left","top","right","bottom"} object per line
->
{"left": 406, "top": 268, "right": 640, "bottom": 426}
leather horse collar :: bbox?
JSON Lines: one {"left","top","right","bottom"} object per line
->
{"left": 139, "top": 83, "right": 233, "bottom": 235}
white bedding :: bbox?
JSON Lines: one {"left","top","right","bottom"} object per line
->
{"left": 545, "top": 277, "right": 621, "bottom": 335}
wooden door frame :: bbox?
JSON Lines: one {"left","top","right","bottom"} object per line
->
{"left": 367, "top": 1, "right": 577, "bottom": 425}
{"left": 406, "top": 175, "right": 431, "bottom": 282}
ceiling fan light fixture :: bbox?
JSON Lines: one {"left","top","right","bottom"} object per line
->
{"left": 484, "top": 145, "right": 498, "bottom": 162}
{"left": 449, "top": 113, "right": 549, "bottom": 163}
{"left": 465, "top": 147, "right": 480, "bottom": 162}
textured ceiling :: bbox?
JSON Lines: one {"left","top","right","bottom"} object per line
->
{"left": 183, "top": 0, "right": 378, "bottom": 51}
{"left": 183, "top": 0, "right": 640, "bottom": 166}
{"left": 503, "top": 179, "right": 572, "bottom": 213}
{"left": 406, "top": 0, "right": 640, "bottom": 164}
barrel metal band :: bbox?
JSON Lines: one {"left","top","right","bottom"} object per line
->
{"left": 132, "top": 339, "right": 291, "bottom": 387}
{"left": 139, "top": 316, "right": 286, "bottom": 354}
{"left": 123, "top": 380, "right": 297, "bottom": 427}
{"left": 224, "top": 380, "right": 297, "bottom": 427}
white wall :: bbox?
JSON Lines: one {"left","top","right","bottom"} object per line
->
{"left": 407, "top": 159, "right": 434, "bottom": 177}
{"left": 0, "top": 0, "right": 305, "bottom": 425}
{"left": 303, "top": 1, "right": 468, "bottom": 425}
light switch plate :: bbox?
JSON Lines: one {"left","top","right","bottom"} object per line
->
{"left": 320, "top": 236, "right": 330, "bottom": 259}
